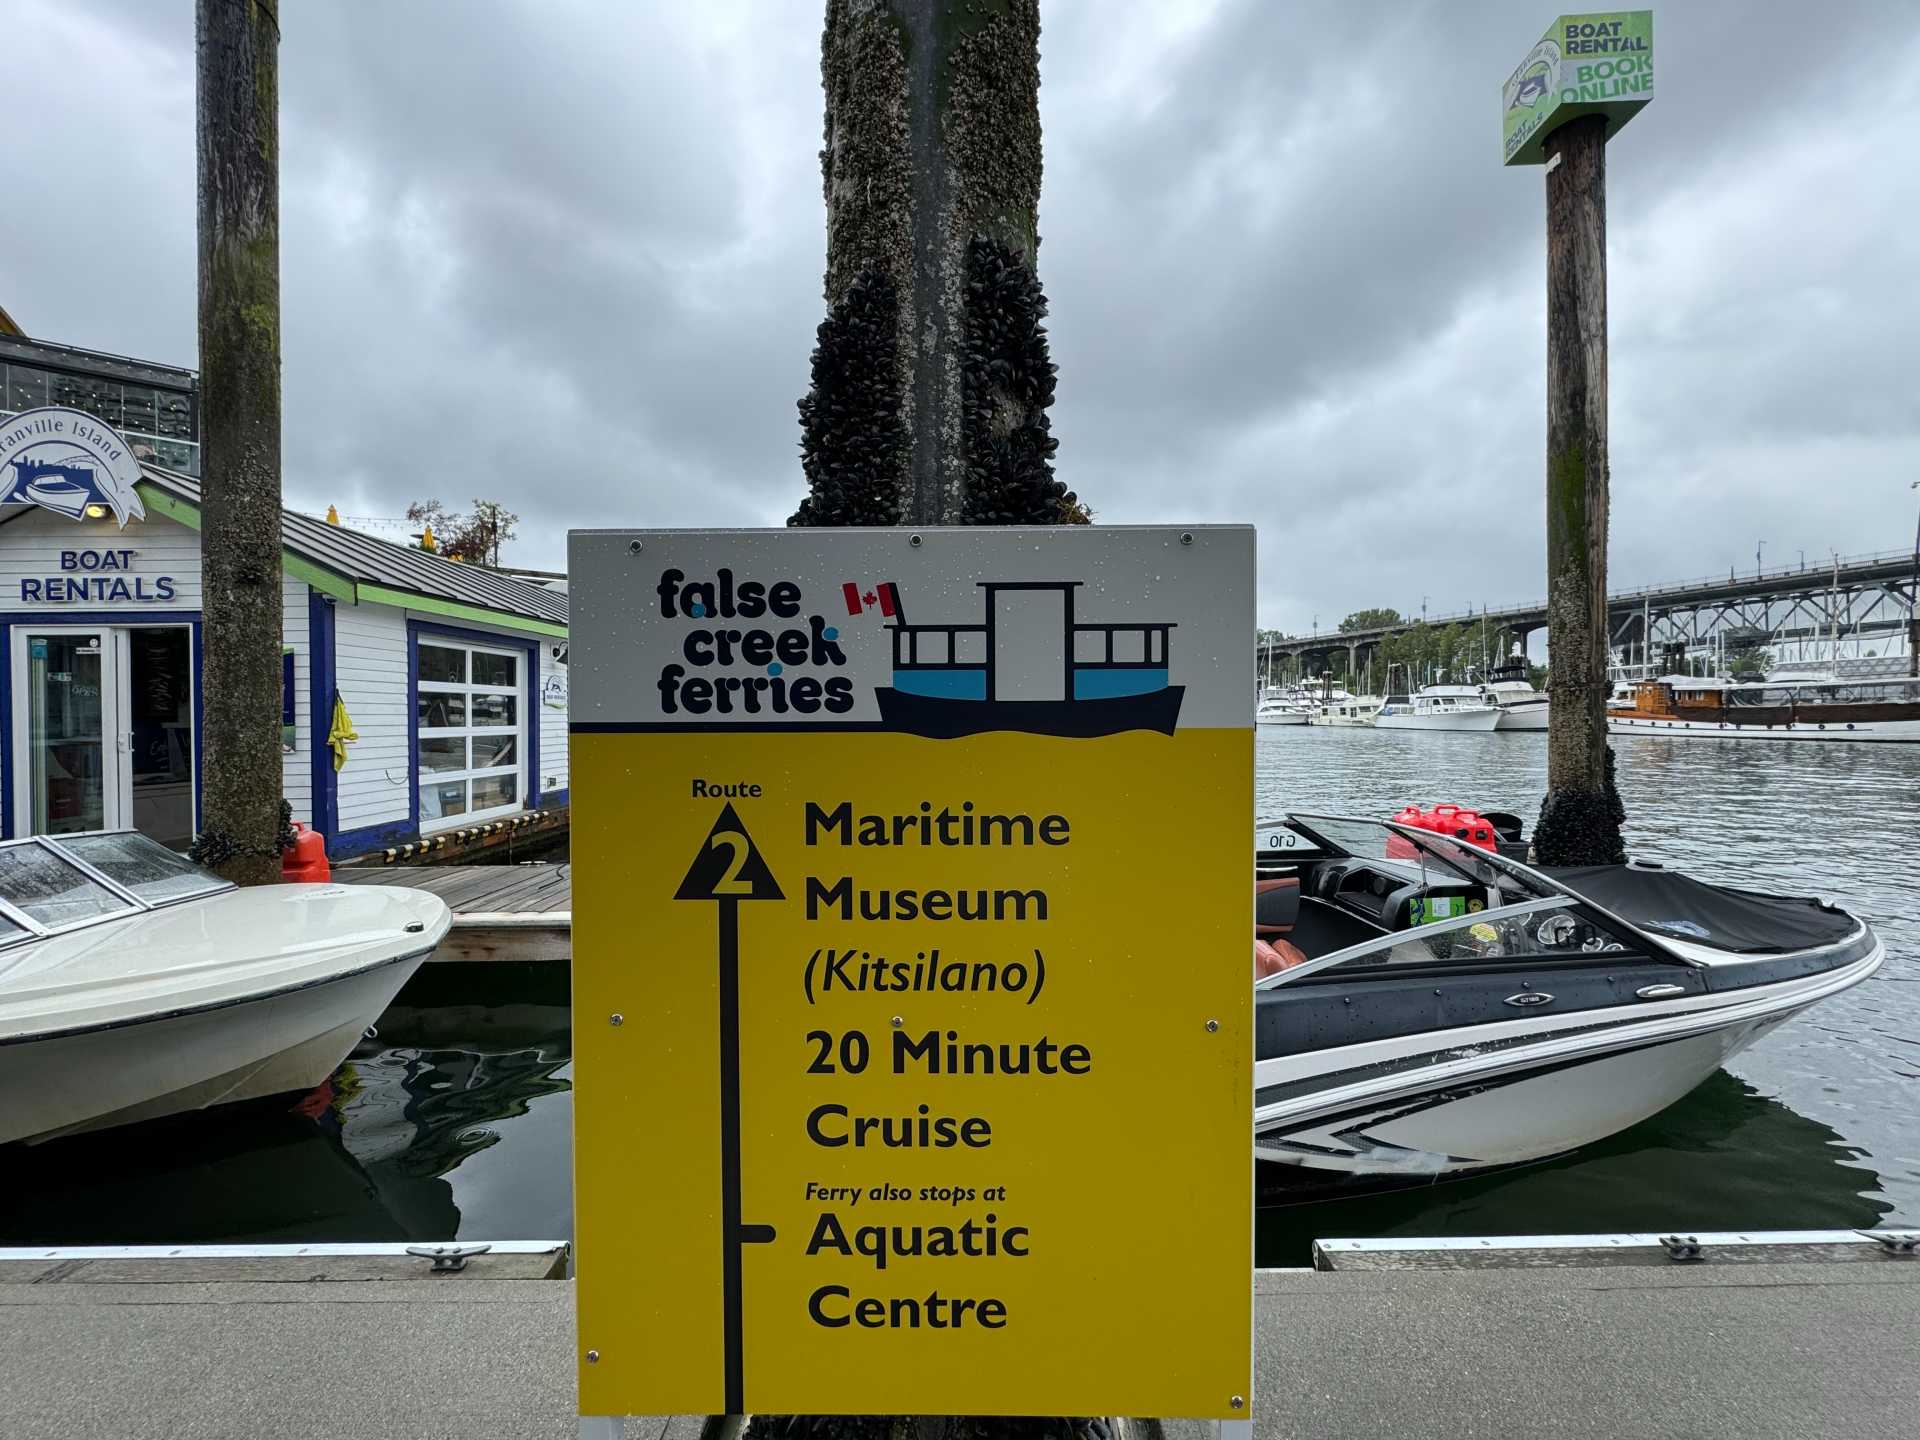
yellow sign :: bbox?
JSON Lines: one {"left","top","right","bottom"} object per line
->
{"left": 570, "top": 527, "right": 1253, "bottom": 1419}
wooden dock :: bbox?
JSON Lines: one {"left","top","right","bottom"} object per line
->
{"left": 336, "top": 864, "right": 571, "bottom": 962}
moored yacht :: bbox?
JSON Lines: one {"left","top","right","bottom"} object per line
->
{"left": 1256, "top": 690, "right": 1313, "bottom": 726}
{"left": 0, "top": 831, "right": 450, "bottom": 1146}
{"left": 1317, "top": 692, "right": 1384, "bottom": 727}
{"left": 1608, "top": 675, "right": 1920, "bottom": 742}
{"left": 1372, "top": 684, "right": 1501, "bottom": 731}
{"left": 1252, "top": 814, "right": 1882, "bottom": 1191}
{"left": 1483, "top": 658, "right": 1549, "bottom": 731}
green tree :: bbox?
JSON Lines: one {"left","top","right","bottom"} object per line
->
{"left": 405, "top": 497, "right": 521, "bottom": 567}
{"left": 1338, "top": 607, "right": 1402, "bottom": 633}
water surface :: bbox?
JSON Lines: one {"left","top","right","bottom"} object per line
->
{"left": 3, "top": 732, "right": 1912, "bottom": 1266}
{"left": 1253, "top": 726, "right": 1919, "bottom": 1262}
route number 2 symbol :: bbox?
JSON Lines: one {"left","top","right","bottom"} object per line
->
{"left": 707, "top": 829, "right": 754, "bottom": 894}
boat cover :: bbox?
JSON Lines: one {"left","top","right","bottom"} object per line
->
{"left": 1545, "top": 865, "right": 1858, "bottom": 954}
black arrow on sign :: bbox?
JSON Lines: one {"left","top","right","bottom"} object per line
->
{"left": 676, "top": 802, "right": 783, "bottom": 1416}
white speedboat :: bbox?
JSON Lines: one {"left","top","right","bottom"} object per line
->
{"left": 1256, "top": 692, "right": 1312, "bottom": 726}
{"left": 1252, "top": 815, "right": 1882, "bottom": 1192}
{"left": 0, "top": 831, "right": 450, "bottom": 1146}
{"left": 1373, "top": 684, "right": 1502, "bottom": 731}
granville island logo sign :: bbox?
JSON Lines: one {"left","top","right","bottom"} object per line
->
{"left": 0, "top": 407, "right": 148, "bottom": 528}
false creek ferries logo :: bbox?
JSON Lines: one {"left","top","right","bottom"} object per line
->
{"left": 652, "top": 566, "right": 1184, "bottom": 740}
{"left": 1504, "top": 38, "right": 1562, "bottom": 113}
{"left": 0, "top": 407, "right": 148, "bottom": 528}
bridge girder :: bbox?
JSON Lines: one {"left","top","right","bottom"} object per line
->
{"left": 1257, "top": 560, "right": 1916, "bottom": 675}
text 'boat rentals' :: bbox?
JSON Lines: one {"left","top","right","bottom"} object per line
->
{"left": 1249, "top": 814, "right": 1881, "bottom": 1194}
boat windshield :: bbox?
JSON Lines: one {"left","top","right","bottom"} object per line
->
{"left": 1259, "top": 895, "right": 1662, "bottom": 989}
{"left": 1287, "top": 813, "right": 1557, "bottom": 904}
{"left": 60, "top": 832, "right": 227, "bottom": 905}
{"left": 0, "top": 843, "right": 136, "bottom": 931}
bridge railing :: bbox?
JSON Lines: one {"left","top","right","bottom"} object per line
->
{"left": 1272, "top": 546, "right": 1918, "bottom": 646}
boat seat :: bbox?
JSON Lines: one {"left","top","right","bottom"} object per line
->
{"left": 1255, "top": 877, "right": 1300, "bottom": 934}
{"left": 1255, "top": 936, "right": 1308, "bottom": 978}
{"left": 1285, "top": 896, "right": 1389, "bottom": 960}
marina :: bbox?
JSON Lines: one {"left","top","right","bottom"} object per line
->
{"left": 3, "top": 729, "right": 1911, "bottom": 1271}
{"left": 4, "top": 1, "right": 1919, "bottom": 1432}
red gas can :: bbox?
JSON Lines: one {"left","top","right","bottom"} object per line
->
{"left": 282, "top": 822, "right": 331, "bottom": 882}
{"left": 1388, "top": 803, "right": 1499, "bottom": 853}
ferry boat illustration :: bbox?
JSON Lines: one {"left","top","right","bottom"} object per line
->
{"left": 876, "top": 581, "right": 1184, "bottom": 739}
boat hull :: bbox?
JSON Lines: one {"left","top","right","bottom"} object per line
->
{"left": 0, "top": 953, "right": 428, "bottom": 1146}
{"left": 1609, "top": 713, "right": 1920, "bottom": 742}
{"left": 1254, "top": 946, "right": 1880, "bottom": 1180}
{"left": 1374, "top": 708, "right": 1502, "bottom": 731}
{"left": 1256, "top": 711, "right": 1310, "bottom": 727}
{"left": 1495, "top": 704, "right": 1549, "bottom": 732}
{"left": 875, "top": 684, "right": 1185, "bottom": 738}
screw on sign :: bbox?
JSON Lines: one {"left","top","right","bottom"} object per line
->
{"left": 674, "top": 801, "right": 785, "bottom": 1415}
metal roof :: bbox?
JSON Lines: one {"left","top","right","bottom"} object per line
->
{"left": 140, "top": 466, "right": 568, "bottom": 628}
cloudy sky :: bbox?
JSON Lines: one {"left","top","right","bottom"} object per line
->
{"left": 7, "top": 1, "right": 1918, "bottom": 635}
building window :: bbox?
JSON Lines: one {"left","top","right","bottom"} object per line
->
{"left": 417, "top": 638, "right": 523, "bottom": 829}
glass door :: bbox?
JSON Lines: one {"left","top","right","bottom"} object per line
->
{"left": 123, "top": 627, "right": 196, "bottom": 848}
{"left": 21, "top": 630, "right": 114, "bottom": 836}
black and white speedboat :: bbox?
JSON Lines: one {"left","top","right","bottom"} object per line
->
{"left": 1253, "top": 815, "right": 1882, "bottom": 1191}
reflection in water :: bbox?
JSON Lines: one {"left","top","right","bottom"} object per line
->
{"left": 1254, "top": 727, "right": 1917, "bottom": 1264}
{"left": 1256, "top": 1070, "right": 1889, "bottom": 1265}
{"left": 2, "top": 732, "right": 1912, "bottom": 1252}
{"left": 0, "top": 962, "right": 571, "bottom": 1246}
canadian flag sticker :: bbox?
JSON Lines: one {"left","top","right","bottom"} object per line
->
{"left": 841, "top": 580, "right": 900, "bottom": 618}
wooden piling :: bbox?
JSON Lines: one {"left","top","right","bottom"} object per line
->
{"left": 1537, "top": 114, "right": 1623, "bottom": 866}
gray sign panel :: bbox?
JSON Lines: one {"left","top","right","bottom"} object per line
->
{"left": 568, "top": 525, "right": 1254, "bottom": 735}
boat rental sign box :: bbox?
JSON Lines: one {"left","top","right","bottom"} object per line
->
{"left": 569, "top": 525, "right": 1253, "bottom": 1419}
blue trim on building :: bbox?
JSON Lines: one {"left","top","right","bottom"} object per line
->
{"left": 0, "top": 623, "right": 11, "bottom": 839}
{"left": 542, "top": 787, "right": 569, "bottom": 810}
{"left": 407, "top": 619, "right": 542, "bottom": 824}
{"left": 307, "top": 589, "right": 338, "bottom": 843}
{"left": 331, "top": 817, "right": 421, "bottom": 860}
{"left": 0, "top": 610, "right": 203, "bottom": 840}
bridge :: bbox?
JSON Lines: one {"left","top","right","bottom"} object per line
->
{"left": 1265, "top": 546, "right": 1920, "bottom": 679}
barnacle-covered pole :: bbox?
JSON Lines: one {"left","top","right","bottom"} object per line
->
{"left": 194, "top": 0, "right": 286, "bottom": 884}
{"left": 792, "top": 0, "right": 1072, "bottom": 529}
{"left": 1534, "top": 114, "right": 1624, "bottom": 866}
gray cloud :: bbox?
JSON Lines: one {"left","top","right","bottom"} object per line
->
{"left": 4, "top": 0, "right": 1916, "bottom": 632}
